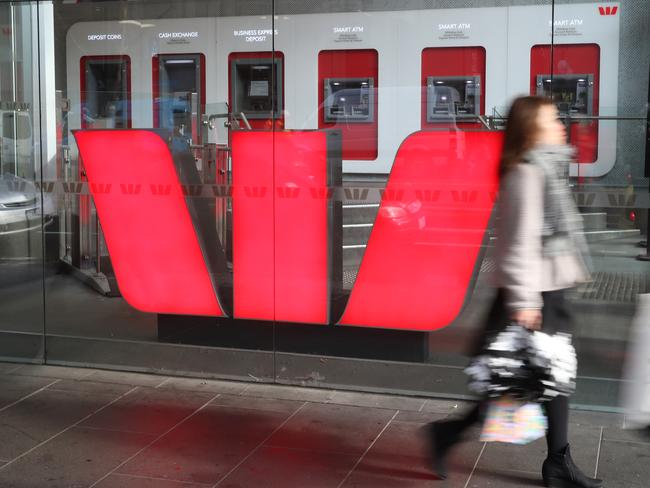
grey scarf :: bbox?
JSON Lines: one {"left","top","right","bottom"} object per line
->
{"left": 522, "top": 144, "right": 592, "bottom": 270}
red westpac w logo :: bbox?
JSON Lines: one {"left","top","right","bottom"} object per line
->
{"left": 598, "top": 5, "right": 618, "bottom": 15}
{"left": 74, "top": 129, "right": 502, "bottom": 331}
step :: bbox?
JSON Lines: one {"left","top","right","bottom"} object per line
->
{"left": 343, "top": 224, "right": 373, "bottom": 246}
{"left": 581, "top": 212, "right": 607, "bottom": 232}
{"left": 584, "top": 229, "right": 641, "bottom": 243}
{"left": 342, "top": 203, "right": 379, "bottom": 225}
{"left": 343, "top": 245, "right": 365, "bottom": 267}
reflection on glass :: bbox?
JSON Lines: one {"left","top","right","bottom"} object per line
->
{"left": 0, "top": 1, "right": 44, "bottom": 361}
{"left": 1, "top": 108, "right": 33, "bottom": 178}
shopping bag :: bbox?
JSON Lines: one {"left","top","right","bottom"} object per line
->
{"left": 480, "top": 396, "right": 547, "bottom": 444}
{"left": 466, "top": 325, "right": 576, "bottom": 402}
{"left": 622, "top": 293, "right": 650, "bottom": 429}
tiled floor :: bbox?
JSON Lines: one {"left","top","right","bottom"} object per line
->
{"left": 0, "top": 362, "right": 647, "bottom": 487}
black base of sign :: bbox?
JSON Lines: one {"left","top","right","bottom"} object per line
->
{"left": 157, "top": 314, "right": 430, "bottom": 362}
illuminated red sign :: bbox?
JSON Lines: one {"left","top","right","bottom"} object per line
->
{"left": 231, "top": 131, "right": 333, "bottom": 324}
{"left": 74, "top": 130, "right": 226, "bottom": 317}
{"left": 339, "top": 130, "right": 501, "bottom": 330}
{"left": 74, "top": 129, "right": 501, "bottom": 331}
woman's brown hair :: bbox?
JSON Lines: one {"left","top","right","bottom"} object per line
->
{"left": 499, "top": 96, "right": 555, "bottom": 175}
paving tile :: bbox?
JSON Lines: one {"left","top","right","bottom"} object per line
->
{"left": 465, "top": 468, "right": 541, "bottom": 488}
{"left": 242, "top": 382, "right": 337, "bottom": 403}
{"left": 0, "top": 426, "right": 154, "bottom": 488}
{"left": 80, "top": 387, "right": 215, "bottom": 436}
{"left": 84, "top": 370, "right": 171, "bottom": 387}
{"left": 0, "top": 375, "right": 60, "bottom": 410}
{"left": 477, "top": 422, "right": 601, "bottom": 475}
{"left": 96, "top": 473, "right": 211, "bottom": 487}
{"left": 0, "top": 363, "right": 22, "bottom": 374}
{"left": 11, "top": 364, "right": 95, "bottom": 380}
{"left": 328, "top": 390, "right": 426, "bottom": 411}
{"left": 0, "top": 387, "right": 125, "bottom": 460}
{"left": 603, "top": 425, "right": 650, "bottom": 444}
{"left": 395, "top": 410, "right": 449, "bottom": 423}
{"left": 420, "top": 398, "right": 468, "bottom": 416}
{"left": 342, "top": 420, "right": 482, "bottom": 488}
{"left": 157, "top": 377, "right": 249, "bottom": 396}
{"left": 47, "top": 379, "right": 135, "bottom": 396}
{"left": 117, "top": 403, "right": 297, "bottom": 485}
{"left": 570, "top": 409, "right": 624, "bottom": 429}
{"left": 596, "top": 439, "right": 650, "bottom": 488}
{"left": 265, "top": 402, "right": 396, "bottom": 456}
{"left": 218, "top": 445, "right": 358, "bottom": 488}
{"left": 210, "top": 393, "right": 305, "bottom": 414}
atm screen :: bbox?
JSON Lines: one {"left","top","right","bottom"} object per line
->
{"left": 536, "top": 74, "right": 593, "bottom": 116}
{"left": 323, "top": 78, "right": 374, "bottom": 123}
{"left": 427, "top": 76, "right": 480, "bottom": 121}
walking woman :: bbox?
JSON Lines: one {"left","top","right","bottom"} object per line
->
{"left": 428, "top": 96, "right": 602, "bottom": 488}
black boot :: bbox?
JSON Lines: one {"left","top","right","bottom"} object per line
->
{"left": 542, "top": 444, "right": 603, "bottom": 488}
{"left": 426, "top": 419, "right": 464, "bottom": 480}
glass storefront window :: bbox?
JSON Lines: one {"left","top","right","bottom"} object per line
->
{"left": 0, "top": 0, "right": 647, "bottom": 410}
{"left": 0, "top": 1, "right": 44, "bottom": 362}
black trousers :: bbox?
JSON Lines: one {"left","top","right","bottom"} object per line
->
{"left": 463, "top": 289, "right": 573, "bottom": 454}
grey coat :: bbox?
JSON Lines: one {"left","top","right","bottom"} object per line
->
{"left": 494, "top": 148, "right": 590, "bottom": 312}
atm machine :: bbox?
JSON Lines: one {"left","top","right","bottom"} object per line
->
{"left": 153, "top": 53, "right": 216, "bottom": 182}
{"left": 229, "top": 52, "right": 284, "bottom": 130}
{"left": 154, "top": 54, "right": 204, "bottom": 137}
{"left": 80, "top": 56, "right": 131, "bottom": 129}
{"left": 426, "top": 76, "right": 481, "bottom": 121}
{"left": 531, "top": 44, "right": 600, "bottom": 163}
{"left": 65, "top": 55, "right": 132, "bottom": 295}
{"left": 319, "top": 49, "right": 378, "bottom": 161}
{"left": 323, "top": 78, "right": 374, "bottom": 123}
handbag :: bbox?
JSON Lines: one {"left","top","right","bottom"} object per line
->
{"left": 466, "top": 324, "right": 577, "bottom": 402}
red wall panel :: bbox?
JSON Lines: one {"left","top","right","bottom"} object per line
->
{"left": 318, "top": 49, "right": 378, "bottom": 160}
{"left": 421, "top": 47, "right": 486, "bottom": 130}
{"left": 530, "top": 44, "right": 600, "bottom": 163}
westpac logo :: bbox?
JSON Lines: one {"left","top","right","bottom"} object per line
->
{"left": 73, "top": 129, "right": 502, "bottom": 331}
{"left": 598, "top": 5, "right": 618, "bottom": 16}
